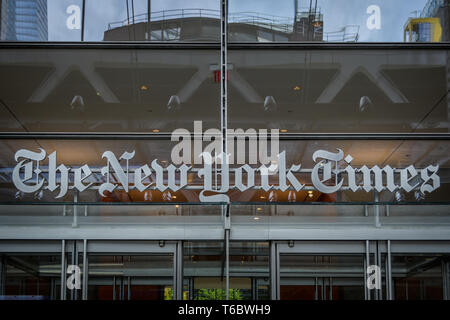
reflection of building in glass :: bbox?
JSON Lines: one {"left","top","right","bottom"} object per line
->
{"left": 0, "top": 0, "right": 47, "bottom": 41}
{"left": 104, "top": 8, "right": 358, "bottom": 42}
{"left": 404, "top": 0, "right": 450, "bottom": 42}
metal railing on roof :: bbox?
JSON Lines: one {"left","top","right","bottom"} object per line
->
{"left": 107, "top": 8, "right": 359, "bottom": 42}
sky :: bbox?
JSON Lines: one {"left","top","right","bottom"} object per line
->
{"left": 48, "top": 0, "right": 431, "bottom": 42}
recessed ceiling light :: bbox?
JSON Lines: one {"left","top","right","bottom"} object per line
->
{"left": 257, "top": 207, "right": 262, "bottom": 211}
{"left": 172, "top": 195, "right": 177, "bottom": 199}
{"left": 175, "top": 204, "right": 179, "bottom": 208}
{"left": 152, "top": 129, "right": 160, "bottom": 133}
{"left": 140, "top": 85, "right": 149, "bottom": 91}
{"left": 308, "top": 193, "right": 314, "bottom": 198}
{"left": 260, "top": 196, "right": 266, "bottom": 199}
{"left": 280, "top": 129, "right": 288, "bottom": 133}
{"left": 308, "top": 190, "right": 313, "bottom": 194}
{"left": 292, "top": 85, "right": 302, "bottom": 91}
{"left": 253, "top": 216, "right": 260, "bottom": 221}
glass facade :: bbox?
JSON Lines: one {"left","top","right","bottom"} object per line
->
{"left": 0, "top": 0, "right": 48, "bottom": 41}
{"left": 0, "top": 1, "right": 449, "bottom": 302}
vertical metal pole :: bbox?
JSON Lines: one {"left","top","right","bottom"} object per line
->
{"left": 128, "top": 276, "right": 131, "bottom": 300}
{"left": 405, "top": 278, "right": 409, "bottom": 300}
{"left": 174, "top": 241, "right": 183, "bottom": 300}
{"left": 60, "top": 240, "right": 66, "bottom": 300}
{"left": 374, "top": 242, "right": 379, "bottom": 300}
{"left": 314, "top": 277, "right": 318, "bottom": 300}
{"left": 0, "top": 255, "right": 6, "bottom": 296}
{"left": 113, "top": 276, "right": 116, "bottom": 300}
{"left": 188, "top": 277, "right": 194, "bottom": 300}
{"left": 81, "top": 0, "right": 86, "bottom": 41}
{"left": 377, "top": 241, "right": 382, "bottom": 300}
{"left": 252, "top": 278, "right": 257, "bottom": 300}
{"left": 120, "top": 276, "right": 124, "bottom": 300}
{"left": 72, "top": 191, "right": 78, "bottom": 228}
{"left": 387, "top": 240, "right": 392, "bottom": 300}
{"left": 374, "top": 192, "right": 381, "bottom": 228}
{"left": 321, "top": 278, "right": 325, "bottom": 300}
{"left": 71, "top": 241, "right": 77, "bottom": 300}
{"left": 329, "top": 277, "right": 332, "bottom": 300}
{"left": 220, "top": 0, "right": 229, "bottom": 301}
{"left": 365, "top": 240, "right": 370, "bottom": 300}
{"left": 82, "top": 239, "right": 88, "bottom": 300}
{"left": 225, "top": 229, "right": 230, "bottom": 300}
{"left": 220, "top": 0, "right": 228, "bottom": 156}
{"left": 442, "top": 260, "right": 449, "bottom": 300}
{"left": 147, "top": 0, "right": 151, "bottom": 41}
{"left": 270, "top": 242, "right": 279, "bottom": 300}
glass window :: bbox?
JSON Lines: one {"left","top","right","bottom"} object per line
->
{"left": 1, "top": 254, "right": 62, "bottom": 300}
{"left": 392, "top": 254, "right": 446, "bottom": 299}
{"left": 88, "top": 254, "right": 173, "bottom": 300}
{"left": 1, "top": 0, "right": 221, "bottom": 42}
{"left": 228, "top": 49, "right": 450, "bottom": 133}
{"left": 279, "top": 254, "right": 365, "bottom": 300}
{"left": 183, "top": 241, "right": 270, "bottom": 300}
{"left": 0, "top": 48, "right": 220, "bottom": 132}
{"left": 229, "top": 0, "right": 450, "bottom": 43}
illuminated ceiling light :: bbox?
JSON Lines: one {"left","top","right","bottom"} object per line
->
{"left": 263, "top": 96, "right": 277, "bottom": 112}
{"left": 144, "top": 191, "right": 152, "bottom": 201}
{"left": 359, "top": 96, "right": 373, "bottom": 112}
{"left": 395, "top": 190, "right": 404, "bottom": 202}
{"left": 268, "top": 190, "right": 278, "bottom": 202}
{"left": 140, "top": 85, "right": 149, "bottom": 91}
{"left": 253, "top": 216, "right": 260, "bottom": 221}
{"left": 257, "top": 207, "right": 262, "bottom": 211}
{"left": 414, "top": 190, "right": 425, "bottom": 201}
{"left": 162, "top": 190, "right": 172, "bottom": 201}
{"left": 96, "top": 91, "right": 101, "bottom": 96}
{"left": 167, "top": 95, "right": 181, "bottom": 111}
{"left": 260, "top": 195, "right": 266, "bottom": 199}
{"left": 288, "top": 191, "right": 296, "bottom": 202}
{"left": 172, "top": 195, "right": 177, "bottom": 199}
{"left": 70, "top": 95, "right": 85, "bottom": 110}
{"left": 175, "top": 204, "right": 179, "bottom": 208}
{"left": 280, "top": 129, "right": 288, "bottom": 133}
{"left": 34, "top": 189, "right": 43, "bottom": 200}
{"left": 152, "top": 129, "right": 160, "bottom": 133}
{"left": 292, "top": 85, "right": 302, "bottom": 91}
{"left": 308, "top": 193, "right": 314, "bottom": 198}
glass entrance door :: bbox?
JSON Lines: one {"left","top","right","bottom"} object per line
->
{"left": 275, "top": 241, "right": 367, "bottom": 300}
{"left": 83, "top": 241, "right": 181, "bottom": 300}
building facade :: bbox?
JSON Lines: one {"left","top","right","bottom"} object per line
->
{"left": 0, "top": 0, "right": 47, "bottom": 41}
{"left": 0, "top": 0, "right": 449, "bottom": 301}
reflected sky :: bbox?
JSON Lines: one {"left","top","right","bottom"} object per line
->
{"left": 48, "top": 0, "right": 431, "bottom": 42}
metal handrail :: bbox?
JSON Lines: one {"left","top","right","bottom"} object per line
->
{"left": 107, "top": 8, "right": 359, "bottom": 42}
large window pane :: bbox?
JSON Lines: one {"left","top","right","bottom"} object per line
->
{"left": 229, "top": 0, "right": 450, "bottom": 43}
{"left": 88, "top": 254, "right": 173, "bottom": 300}
{"left": 0, "top": 48, "right": 220, "bottom": 132}
{"left": 392, "top": 254, "right": 446, "bottom": 300}
{"left": 1, "top": 254, "right": 61, "bottom": 300}
{"left": 1, "top": 0, "right": 221, "bottom": 42}
{"left": 88, "top": 0, "right": 220, "bottom": 42}
{"left": 280, "top": 254, "right": 365, "bottom": 300}
{"left": 228, "top": 49, "right": 450, "bottom": 133}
